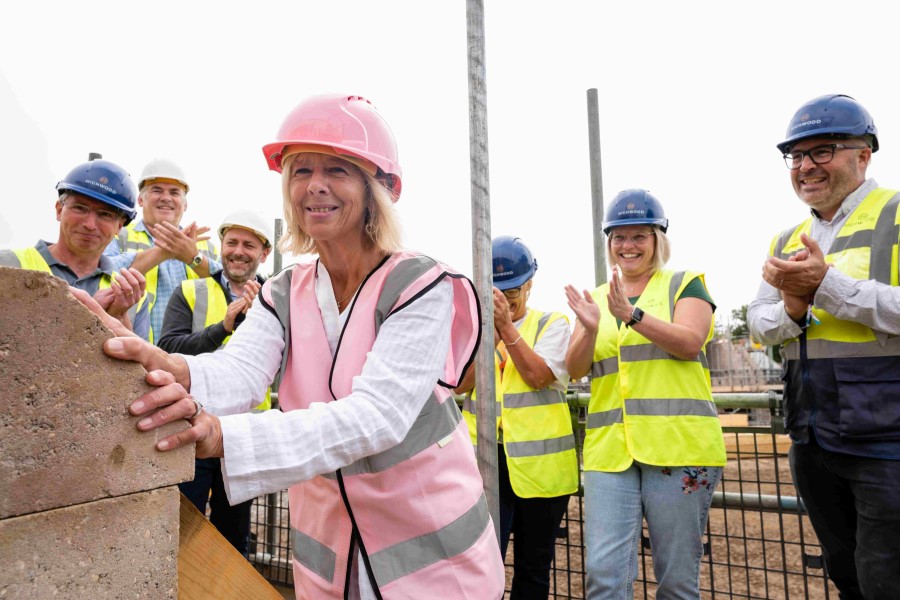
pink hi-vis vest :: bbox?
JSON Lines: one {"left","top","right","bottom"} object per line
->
{"left": 260, "top": 252, "right": 504, "bottom": 600}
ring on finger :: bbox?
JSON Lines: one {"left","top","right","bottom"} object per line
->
{"left": 189, "top": 397, "right": 203, "bottom": 419}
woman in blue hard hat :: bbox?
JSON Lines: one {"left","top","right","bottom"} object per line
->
{"left": 457, "top": 235, "right": 578, "bottom": 599}
{"left": 565, "top": 190, "right": 725, "bottom": 599}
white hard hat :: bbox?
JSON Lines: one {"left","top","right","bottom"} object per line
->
{"left": 218, "top": 210, "right": 274, "bottom": 248}
{"left": 139, "top": 158, "right": 190, "bottom": 193}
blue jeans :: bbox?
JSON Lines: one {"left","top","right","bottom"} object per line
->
{"left": 179, "top": 457, "right": 253, "bottom": 557}
{"left": 790, "top": 442, "right": 900, "bottom": 600}
{"left": 584, "top": 462, "right": 721, "bottom": 600}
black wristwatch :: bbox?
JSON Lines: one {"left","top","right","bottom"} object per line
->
{"left": 625, "top": 306, "right": 644, "bottom": 328}
{"left": 190, "top": 253, "right": 203, "bottom": 269}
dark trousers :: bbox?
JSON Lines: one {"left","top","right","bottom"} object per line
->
{"left": 498, "top": 445, "right": 570, "bottom": 600}
{"left": 179, "top": 457, "right": 253, "bottom": 558}
{"left": 790, "top": 442, "right": 900, "bottom": 600}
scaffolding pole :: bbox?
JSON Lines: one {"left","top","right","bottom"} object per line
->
{"left": 465, "top": 0, "right": 500, "bottom": 540}
{"left": 586, "top": 89, "right": 607, "bottom": 286}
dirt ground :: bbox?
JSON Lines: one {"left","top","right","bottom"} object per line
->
{"left": 504, "top": 452, "right": 840, "bottom": 599}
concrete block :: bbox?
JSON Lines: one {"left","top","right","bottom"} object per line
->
{"left": 0, "top": 487, "right": 179, "bottom": 599}
{"left": 0, "top": 267, "right": 193, "bottom": 519}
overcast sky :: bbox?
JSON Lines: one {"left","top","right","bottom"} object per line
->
{"left": 3, "top": 1, "right": 898, "bottom": 329}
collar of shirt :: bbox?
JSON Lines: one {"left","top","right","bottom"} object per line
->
{"left": 810, "top": 178, "right": 878, "bottom": 224}
{"left": 809, "top": 178, "right": 878, "bottom": 253}
{"left": 35, "top": 239, "right": 114, "bottom": 276}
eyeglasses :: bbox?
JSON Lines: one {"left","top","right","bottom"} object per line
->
{"left": 502, "top": 287, "right": 523, "bottom": 299}
{"left": 61, "top": 199, "right": 124, "bottom": 224}
{"left": 610, "top": 232, "right": 655, "bottom": 246}
{"left": 783, "top": 143, "right": 868, "bottom": 170}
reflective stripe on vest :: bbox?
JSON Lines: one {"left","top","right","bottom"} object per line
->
{"left": 320, "top": 393, "right": 461, "bottom": 479}
{"left": 776, "top": 189, "right": 900, "bottom": 361}
{"left": 462, "top": 309, "right": 578, "bottom": 497}
{"left": 584, "top": 269, "right": 725, "bottom": 471}
{"left": 292, "top": 493, "right": 490, "bottom": 587}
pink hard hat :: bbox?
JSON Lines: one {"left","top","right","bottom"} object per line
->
{"left": 262, "top": 94, "right": 403, "bottom": 199}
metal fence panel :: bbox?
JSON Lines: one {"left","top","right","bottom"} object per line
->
{"left": 247, "top": 393, "right": 839, "bottom": 599}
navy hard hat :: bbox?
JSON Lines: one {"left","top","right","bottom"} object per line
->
{"left": 492, "top": 235, "right": 538, "bottom": 291}
{"left": 602, "top": 189, "right": 668, "bottom": 234}
{"left": 56, "top": 159, "right": 138, "bottom": 225}
{"left": 777, "top": 94, "right": 878, "bottom": 154}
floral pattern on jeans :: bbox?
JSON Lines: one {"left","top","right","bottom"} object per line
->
{"left": 681, "top": 467, "right": 712, "bottom": 494}
{"left": 660, "top": 466, "right": 713, "bottom": 494}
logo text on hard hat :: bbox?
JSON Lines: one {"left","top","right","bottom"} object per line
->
{"left": 791, "top": 118, "right": 822, "bottom": 132}
{"left": 86, "top": 179, "right": 118, "bottom": 195}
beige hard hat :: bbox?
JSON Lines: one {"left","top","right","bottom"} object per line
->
{"left": 218, "top": 210, "right": 274, "bottom": 248}
{"left": 139, "top": 158, "right": 190, "bottom": 192}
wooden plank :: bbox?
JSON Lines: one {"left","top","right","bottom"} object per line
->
{"left": 718, "top": 413, "right": 749, "bottom": 427}
{"left": 724, "top": 433, "right": 792, "bottom": 457}
{"left": 178, "top": 493, "right": 284, "bottom": 599}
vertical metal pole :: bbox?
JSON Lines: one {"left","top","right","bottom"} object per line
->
{"left": 587, "top": 89, "right": 607, "bottom": 287}
{"left": 273, "top": 218, "right": 283, "bottom": 275}
{"left": 466, "top": 0, "right": 500, "bottom": 541}
{"left": 266, "top": 217, "right": 284, "bottom": 557}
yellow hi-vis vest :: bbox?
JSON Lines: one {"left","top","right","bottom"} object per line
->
{"left": 0, "top": 247, "right": 151, "bottom": 326}
{"left": 114, "top": 223, "right": 219, "bottom": 343}
{"left": 462, "top": 310, "right": 578, "bottom": 498}
{"left": 772, "top": 188, "right": 900, "bottom": 361}
{"left": 180, "top": 278, "right": 271, "bottom": 411}
{"left": 583, "top": 270, "right": 726, "bottom": 472}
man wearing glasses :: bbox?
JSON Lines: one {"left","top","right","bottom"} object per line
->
{"left": 0, "top": 158, "right": 147, "bottom": 331}
{"left": 748, "top": 94, "right": 900, "bottom": 599}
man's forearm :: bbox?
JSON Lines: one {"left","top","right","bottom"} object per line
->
{"left": 129, "top": 246, "right": 173, "bottom": 275}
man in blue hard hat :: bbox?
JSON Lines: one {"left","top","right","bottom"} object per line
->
{"left": 0, "top": 158, "right": 147, "bottom": 331}
{"left": 748, "top": 94, "right": 900, "bottom": 599}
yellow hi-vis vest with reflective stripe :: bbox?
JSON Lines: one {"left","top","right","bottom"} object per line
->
{"left": 462, "top": 309, "right": 578, "bottom": 497}
{"left": 180, "top": 278, "right": 271, "bottom": 411}
{"left": 115, "top": 223, "right": 218, "bottom": 343}
{"left": 773, "top": 188, "right": 900, "bottom": 361}
{"left": 583, "top": 270, "right": 726, "bottom": 472}
{"left": 0, "top": 247, "right": 152, "bottom": 326}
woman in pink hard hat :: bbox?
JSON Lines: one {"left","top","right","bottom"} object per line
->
{"left": 77, "top": 94, "right": 504, "bottom": 599}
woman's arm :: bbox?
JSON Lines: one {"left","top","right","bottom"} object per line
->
{"left": 219, "top": 280, "right": 454, "bottom": 503}
{"left": 564, "top": 284, "right": 599, "bottom": 380}
{"left": 606, "top": 271, "right": 712, "bottom": 360}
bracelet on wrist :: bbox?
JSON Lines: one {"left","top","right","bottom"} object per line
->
{"left": 506, "top": 334, "right": 523, "bottom": 346}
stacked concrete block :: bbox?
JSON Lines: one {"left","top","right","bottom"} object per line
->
{"left": 0, "top": 267, "right": 194, "bottom": 599}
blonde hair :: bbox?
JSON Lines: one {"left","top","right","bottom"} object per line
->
{"left": 606, "top": 226, "right": 671, "bottom": 274}
{"left": 278, "top": 153, "right": 403, "bottom": 256}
